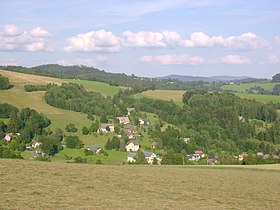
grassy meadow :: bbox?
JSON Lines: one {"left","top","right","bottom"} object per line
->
{"left": 66, "top": 79, "right": 124, "bottom": 96}
{"left": 221, "top": 82, "right": 280, "bottom": 93}
{"left": 0, "top": 159, "right": 279, "bottom": 209}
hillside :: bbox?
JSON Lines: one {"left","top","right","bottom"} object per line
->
{"left": 157, "top": 74, "right": 252, "bottom": 82}
{"left": 1, "top": 159, "right": 279, "bottom": 209}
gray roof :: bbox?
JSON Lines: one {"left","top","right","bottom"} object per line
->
{"left": 88, "top": 145, "right": 101, "bottom": 152}
{"left": 128, "top": 153, "right": 137, "bottom": 158}
{"left": 126, "top": 141, "right": 139, "bottom": 146}
{"left": 143, "top": 151, "right": 154, "bottom": 158}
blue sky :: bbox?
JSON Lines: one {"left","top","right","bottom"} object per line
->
{"left": 0, "top": 0, "right": 280, "bottom": 78}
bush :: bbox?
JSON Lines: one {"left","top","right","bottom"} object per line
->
{"left": 74, "top": 156, "right": 87, "bottom": 163}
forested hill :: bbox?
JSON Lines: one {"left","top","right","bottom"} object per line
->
{"left": 0, "top": 64, "right": 220, "bottom": 91}
{"left": 0, "top": 64, "right": 157, "bottom": 87}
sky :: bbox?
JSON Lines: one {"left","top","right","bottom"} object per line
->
{"left": 0, "top": 0, "right": 280, "bottom": 78}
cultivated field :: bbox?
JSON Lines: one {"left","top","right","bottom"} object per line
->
{"left": 235, "top": 92, "right": 280, "bottom": 103}
{"left": 0, "top": 159, "right": 279, "bottom": 210}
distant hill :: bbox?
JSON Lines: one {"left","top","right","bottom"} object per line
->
{"left": 156, "top": 74, "right": 253, "bottom": 82}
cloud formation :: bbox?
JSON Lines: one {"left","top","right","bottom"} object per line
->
{"left": 221, "top": 55, "right": 251, "bottom": 64}
{"left": 140, "top": 54, "right": 204, "bottom": 65}
{"left": 64, "top": 30, "right": 121, "bottom": 52}
{"left": 181, "top": 32, "right": 270, "bottom": 50}
{"left": 57, "top": 56, "right": 109, "bottom": 67}
{"left": 0, "top": 24, "right": 52, "bottom": 51}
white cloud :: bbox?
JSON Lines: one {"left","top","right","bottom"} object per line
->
{"left": 221, "top": 55, "right": 251, "bottom": 64}
{"left": 181, "top": 32, "right": 270, "bottom": 50}
{"left": 2, "top": 24, "right": 22, "bottom": 36}
{"left": 0, "top": 25, "right": 52, "bottom": 52}
{"left": 30, "top": 27, "right": 51, "bottom": 37}
{"left": 261, "top": 55, "right": 279, "bottom": 64}
{"left": 64, "top": 30, "right": 121, "bottom": 52}
{"left": 140, "top": 54, "right": 204, "bottom": 65}
{"left": 275, "top": 36, "right": 280, "bottom": 45}
{"left": 24, "top": 41, "right": 45, "bottom": 52}
{"left": 122, "top": 30, "right": 181, "bottom": 48}
{"left": 57, "top": 56, "right": 109, "bottom": 67}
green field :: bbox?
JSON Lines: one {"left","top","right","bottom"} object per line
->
{"left": 234, "top": 92, "right": 280, "bottom": 103}
{"left": 0, "top": 159, "right": 279, "bottom": 209}
{"left": 137, "top": 90, "right": 185, "bottom": 106}
{"left": 221, "top": 82, "right": 280, "bottom": 93}
{"left": 66, "top": 79, "right": 124, "bottom": 96}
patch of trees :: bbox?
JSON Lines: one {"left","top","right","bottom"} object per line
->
{"left": 0, "top": 103, "right": 18, "bottom": 118}
{"left": 272, "top": 73, "right": 280, "bottom": 82}
{"left": 24, "top": 83, "right": 54, "bottom": 92}
{"left": 0, "top": 75, "right": 9, "bottom": 90}
{"left": 65, "top": 136, "right": 84, "bottom": 149}
{"left": 45, "top": 83, "right": 120, "bottom": 117}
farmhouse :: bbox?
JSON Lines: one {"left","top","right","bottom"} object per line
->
{"left": 151, "top": 141, "right": 158, "bottom": 149}
{"left": 127, "top": 108, "right": 135, "bottom": 115}
{"left": 98, "top": 123, "right": 115, "bottom": 133}
{"left": 4, "top": 134, "right": 12, "bottom": 143}
{"left": 124, "top": 124, "right": 137, "bottom": 139}
{"left": 143, "top": 151, "right": 162, "bottom": 164}
{"left": 32, "top": 141, "right": 42, "bottom": 149}
{"left": 125, "top": 141, "right": 140, "bottom": 152}
{"left": 127, "top": 153, "right": 137, "bottom": 163}
{"left": 87, "top": 146, "right": 101, "bottom": 154}
{"left": 117, "top": 117, "right": 130, "bottom": 124}
{"left": 139, "top": 119, "right": 145, "bottom": 125}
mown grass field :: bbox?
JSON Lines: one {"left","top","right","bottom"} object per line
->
{"left": 0, "top": 159, "right": 279, "bottom": 209}
{"left": 66, "top": 79, "right": 124, "bottom": 96}
{"left": 140, "top": 89, "right": 280, "bottom": 104}
{"left": 137, "top": 90, "right": 185, "bottom": 106}
{"left": 221, "top": 82, "right": 280, "bottom": 93}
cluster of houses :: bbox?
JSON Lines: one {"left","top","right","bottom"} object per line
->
{"left": 127, "top": 151, "right": 162, "bottom": 165}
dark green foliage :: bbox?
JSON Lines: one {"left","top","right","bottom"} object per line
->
{"left": 39, "top": 136, "right": 62, "bottom": 156}
{"left": 96, "top": 159, "right": 102, "bottom": 164}
{"left": 100, "top": 115, "right": 108, "bottom": 123}
{"left": 242, "top": 155, "right": 278, "bottom": 165}
{"left": 105, "top": 136, "right": 120, "bottom": 150}
{"left": 24, "top": 83, "right": 54, "bottom": 92}
{"left": 84, "top": 149, "right": 94, "bottom": 156}
{"left": 272, "top": 73, "right": 280, "bottom": 82}
{"left": 0, "top": 103, "right": 18, "bottom": 118}
{"left": 272, "top": 84, "right": 280, "bottom": 95}
{"left": 0, "top": 75, "right": 9, "bottom": 90}
{"left": 65, "top": 135, "right": 84, "bottom": 149}
{"left": 135, "top": 151, "right": 146, "bottom": 164}
{"left": 65, "top": 123, "right": 77, "bottom": 132}
{"left": 74, "top": 156, "right": 87, "bottom": 163}
{"left": 45, "top": 83, "right": 119, "bottom": 117}
{"left": 0, "top": 146, "right": 22, "bottom": 159}
{"left": 82, "top": 126, "right": 89, "bottom": 135}
{"left": 89, "top": 122, "right": 99, "bottom": 133}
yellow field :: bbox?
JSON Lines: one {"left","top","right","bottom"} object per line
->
{"left": 0, "top": 159, "right": 279, "bottom": 209}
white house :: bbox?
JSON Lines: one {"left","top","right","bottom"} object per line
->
{"left": 4, "top": 134, "right": 12, "bottom": 143}
{"left": 125, "top": 141, "right": 140, "bottom": 152}
{"left": 139, "top": 119, "right": 145, "bottom": 125}
{"left": 32, "top": 141, "right": 42, "bottom": 149}
{"left": 117, "top": 117, "right": 130, "bottom": 124}
{"left": 98, "top": 123, "right": 115, "bottom": 133}
{"left": 143, "top": 151, "right": 157, "bottom": 164}
{"left": 127, "top": 153, "right": 137, "bottom": 163}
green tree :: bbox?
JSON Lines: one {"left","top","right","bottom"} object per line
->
{"left": 0, "top": 76, "right": 9, "bottom": 90}
{"left": 82, "top": 126, "right": 89, "bottom": 135}
{"left": 65, "top": 135, "right": 84, "bottom": 149}
{"left": 65, "top": 123, "right": 77, "bottom": 132}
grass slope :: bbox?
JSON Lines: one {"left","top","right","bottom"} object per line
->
{"left": 0, "top": 159, "right": 279, "bottom": 209}
{"left": 0, "top": 70, "right": 92, "bottom": 131}
{"left": 66, "top": 79, "right": 124, "bottom": 96}
{"left": 235, "top": 93, "right": 280, "bottom": 103}
{"left": 221, "top": 82, "right": 280, "bottom": 92}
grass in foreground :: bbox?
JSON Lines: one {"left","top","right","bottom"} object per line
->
{"left": 0, "top": 159, "right": 279, "bottom": 209}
